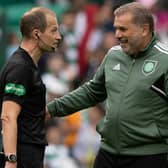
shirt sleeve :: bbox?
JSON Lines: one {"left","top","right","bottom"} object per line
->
{"left": 47, "top": 53, "right": 109, "bottom": 117}
{"left": 3, "top": 64, "right": 33, "bottom": 105}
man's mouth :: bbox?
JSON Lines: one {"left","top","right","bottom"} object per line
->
{"left": 119, "top": 38, "right": 128, "bottom": 44}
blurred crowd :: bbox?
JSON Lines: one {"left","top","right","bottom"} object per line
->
{"left": 1, "top": 0, "right": 168, "bottom": 167}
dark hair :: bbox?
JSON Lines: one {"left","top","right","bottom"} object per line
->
{"left": 114, "top": 2, "right": 154, "bottom": 32}
{"left": 20, "top": 7, "right": 55, "bottom": 38}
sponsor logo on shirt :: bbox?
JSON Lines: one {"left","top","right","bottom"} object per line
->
{"left": 5, "top": 83, "right": 26, "bottom": 96}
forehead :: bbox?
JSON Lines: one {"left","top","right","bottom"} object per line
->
{"left": 114, "top": 12, "right": 134, "bottom": 27}
{"left": 46, "top": 13, "right": 58, "bottom": 27}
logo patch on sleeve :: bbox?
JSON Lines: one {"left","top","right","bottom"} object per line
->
{"left": 5, "top": 83, "right": 26, "bottom": 96}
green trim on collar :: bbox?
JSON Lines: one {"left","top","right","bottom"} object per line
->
{"left": 141, "top": 33, "right": 157, "bottom": 52}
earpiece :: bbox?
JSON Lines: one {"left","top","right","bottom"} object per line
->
{"left": 36, "top": 33, "right": 39, "bottom": 39}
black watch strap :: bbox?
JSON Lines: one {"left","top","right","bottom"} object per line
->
{"left": 5, "top": 154, "right": 17, "bottom": 163}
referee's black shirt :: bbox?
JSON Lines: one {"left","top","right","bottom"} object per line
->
{"left": 0, "top": 47, "right": 46, "bottom": 146}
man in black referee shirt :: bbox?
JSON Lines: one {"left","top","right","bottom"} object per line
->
{"left": 0, "top": 7, "right": 61, "bottom": 168}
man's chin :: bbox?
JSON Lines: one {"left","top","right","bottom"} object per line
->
{"left": 51, "top": 46, "right": 57, "bottom": 51}
{"left": 121, "top": 47, "right": 129, "bottom": 54}
{"left": 45, "top": 47, "right": 57, "bottom": 52}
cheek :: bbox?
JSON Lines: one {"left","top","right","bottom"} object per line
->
{"left": 129, "top": 34, "right": 142, "bottom": 44}
{"left": 45, "top": 33, "right": 54, "bottom": 40}
{"left": 47, "top": 35, "right": 53, "bottom": 40}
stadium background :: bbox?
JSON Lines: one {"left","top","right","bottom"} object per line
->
{"left": 0, "top": 0, "right": 168, "bottom": 168}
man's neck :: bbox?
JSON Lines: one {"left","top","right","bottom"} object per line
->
{"left": 20, "top": 40, "right": 42, "bottom": 66}
{"left": 141, "top": 33, "right": 153, "bottom": 51}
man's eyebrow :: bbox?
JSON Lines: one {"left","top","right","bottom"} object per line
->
{"left": 114, "top": 25, "right": 127, "bottom": 30}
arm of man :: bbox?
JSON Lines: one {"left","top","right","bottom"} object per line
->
{"left": 47, "top": 53, "right": 109, "bottom": 118}
{"left": 1, "top": 100, "right": 21, "bottom": 168}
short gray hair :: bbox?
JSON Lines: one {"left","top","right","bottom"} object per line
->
{"left": 114, "top": 2, "right": 154, "bottom": 32}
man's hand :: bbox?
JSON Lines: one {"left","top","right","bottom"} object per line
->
{"left": 45, "top": 106, "right": 51, "bottom": 123}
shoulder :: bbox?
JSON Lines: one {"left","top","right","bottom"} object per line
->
{"left": 107, "top": 45, "right": 122, "bottom": 53}
{"left": 4, "top": 59, "right": 32, "bottom": 74}
{"left": 153, "top": 41, "right": 168, "bottom": 55}
{"left": 1, "top": 57, "right": 33, "bottom": 81}
{"left": 5, "top": 49, "right": 34, "bottom": 73}
{"left": 104, "top": 45, "right": 122, "bottom": 61}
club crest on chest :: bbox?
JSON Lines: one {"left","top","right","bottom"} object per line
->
{"left": 142, "top": 60, "right": 158, "bottom": 76}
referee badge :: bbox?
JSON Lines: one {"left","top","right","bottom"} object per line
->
{"left": 142, "top": 60, "right": 158, "bottom": 76}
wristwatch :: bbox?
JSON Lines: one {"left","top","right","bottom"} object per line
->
{"left": 5, "top": 154, "right": 17, "bottom": 163}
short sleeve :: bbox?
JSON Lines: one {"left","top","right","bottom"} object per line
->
{"left": 3, "top": 64, "right": 33, "bottom": 105}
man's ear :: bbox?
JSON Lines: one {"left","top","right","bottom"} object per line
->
{"left": 142, "top": 24, "right": 150, "bottom": 36}
{"left": 32, "top": 29, "right": 40, "bottom": 39}
{"left": 35, "top": 33, "right": 39, "bottom": 39}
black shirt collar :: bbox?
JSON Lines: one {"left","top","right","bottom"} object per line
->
{"left": 18, "top": 47, "right": 38, "bottom": 69}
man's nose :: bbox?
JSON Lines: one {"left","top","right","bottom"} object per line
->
{"left": 115, "top": 29, "right": 122, "bottom": 39}
{"left": 57, "top": 31, "right": 62, "bottom": 40}
{"left": 57, "top": 33, "right": 64, "bottom": 47}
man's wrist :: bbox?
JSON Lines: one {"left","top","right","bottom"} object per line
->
{"left": 47, "top": 102, "right": 56, "bottom": 117}
{"left": 5, "top": 154, "right": 17, "bottom": 163}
